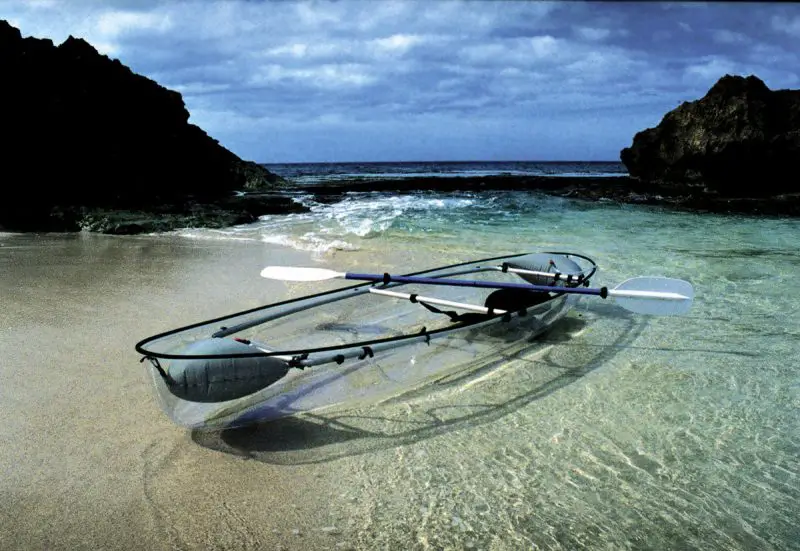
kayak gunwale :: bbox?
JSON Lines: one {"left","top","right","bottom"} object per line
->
{"left": 134, "top": 251, "right": 597, "bottom": 364}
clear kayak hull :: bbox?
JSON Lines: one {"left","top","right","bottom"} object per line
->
{"left": 136, "top": 252, "right": 597, "bottom": 430}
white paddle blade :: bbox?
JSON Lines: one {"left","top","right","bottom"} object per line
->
{"left": 260, "top": 266, "right": 346, "bottom": 282}
{"left": 610, "top": 277, "right": 694, "bottom": 315}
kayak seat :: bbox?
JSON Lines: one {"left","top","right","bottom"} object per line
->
{"left": 420, "top": 288, "right": 551, "bottom": 325}
{"left": 484, "top": 288, "right": 551, "bottom": 311}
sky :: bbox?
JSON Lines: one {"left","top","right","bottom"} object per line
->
{"left": 2, "top": 1, "right": 799, "bottom": 163}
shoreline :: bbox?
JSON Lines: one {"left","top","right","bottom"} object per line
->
{"left": 4, "top": 174, "right": 798, "bottom": 236}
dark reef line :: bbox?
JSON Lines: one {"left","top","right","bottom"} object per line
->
{"left": 292, "top": 174, "right": 800, "bottom": 217}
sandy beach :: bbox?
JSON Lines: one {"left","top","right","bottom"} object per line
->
{"left": 0, "top": 233, "right": 360, "bottom": 550}
{"left": 0, "top": 232, "right": 642, "bottom": 550}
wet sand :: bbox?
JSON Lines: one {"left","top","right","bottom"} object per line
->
{"left": 0, "top": 233, "right": 358, "bottom": 550}
{"left": 0, "top": 232, "right": 609, "bottom": 550}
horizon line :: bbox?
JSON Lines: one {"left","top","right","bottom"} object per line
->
{"left": 257, "top": 159, "right": 625, "bottom": 165}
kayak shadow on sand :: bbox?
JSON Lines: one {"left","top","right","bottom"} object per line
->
{"left": 193, "top": 303, "right": 657, "bottom": 464}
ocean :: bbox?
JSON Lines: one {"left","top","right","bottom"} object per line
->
{"left": 176, "top": 161, "right": 628, "bottom": 257}
{"left": 172, "top": 161, "right": 799, "bottom": 549}
{"left": 265, "top": 160, "right": 627, "bottom": 183}
{"left": 2, "top": 160, "right": 798, "bottom": 550}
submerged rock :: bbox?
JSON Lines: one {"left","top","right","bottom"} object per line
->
{"left": 0, "top": 20, "right": 292, "bottom": 233}
{"left": 620, "top": 74, "right": 800, "bottom": 196}
{"left": 71, "top": 195, "right": 310, "bottom": 235}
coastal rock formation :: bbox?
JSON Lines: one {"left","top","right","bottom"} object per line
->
{"left": 0, "top": 20, "right": 296, "bottom": 233}
{"left": 620, "top": 75, "right": 800, "bottom": 196}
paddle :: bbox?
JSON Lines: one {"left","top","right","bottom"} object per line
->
{"left": 260, "top": 266, "right": 694, "bottom": 316}
{"left": 369, "top": 287, "right": 507, "bottom": 315}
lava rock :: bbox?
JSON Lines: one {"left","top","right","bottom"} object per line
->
{"left": 620, "top": 74, "right": 800, "bottom": 196}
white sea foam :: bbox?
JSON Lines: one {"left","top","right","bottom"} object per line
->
{"left": 246, "top": 193, "right": 482, "bottom": 249}
{"left": 156, "top": 191, "right": 559, "bottom": 257}
{"left": 259, "top": 232, "right": 359, "bottom": 256}
{"left": 167, "top": 228, "right": 259, "bottom": 242}
{"left": 147, "top": 190, "right": 583, "bottom": 261}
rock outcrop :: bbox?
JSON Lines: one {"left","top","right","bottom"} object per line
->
{"left": 0, "top": 20, "right": 296, "bottom": 233}
{"left": 621, "top": 75, "right": 800, "bottom": 196}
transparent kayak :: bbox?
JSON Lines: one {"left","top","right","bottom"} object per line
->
{"left": 135, "top": 252, "right": 597, "bottom": 430}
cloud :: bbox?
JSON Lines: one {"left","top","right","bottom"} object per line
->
{"left": 683, "top": 56, "right": 739, "bottom": 85}
{"left": 712, "top": 29, "right": 748, "bottom": 44}
{"left": 370, "top": 33, "right": 425, "bottom": 55}
{"left": 96, "top": 10, "right": 172, "bottom": 37}
{"left": 22, "top": 0, "right": 57, "bottom": 8}
{"left": 573, "top": 26, "right": 611, "bottom": 41}
{"left": 2, "top": 0, "right": 798, "bottom": 161}
{"left": 771, "top": 15, "right": 800, "bottom": 37}
{"left": 248, "top": 63, "right": 377, "bottom": 89}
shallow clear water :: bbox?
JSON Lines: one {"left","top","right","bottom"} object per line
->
{"left": 179, "top": 189, "right": 800, "bottom": 550}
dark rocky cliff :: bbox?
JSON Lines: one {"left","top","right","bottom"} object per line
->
{"left": 620, "top": 75, "right": 800, "bottom": 197}
{"left": 0, "top": 20, "right": 300, "bottom": 233}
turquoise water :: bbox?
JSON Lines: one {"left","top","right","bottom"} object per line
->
{"left": 179, "top": 190, "right": 799, "bottom": 549}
